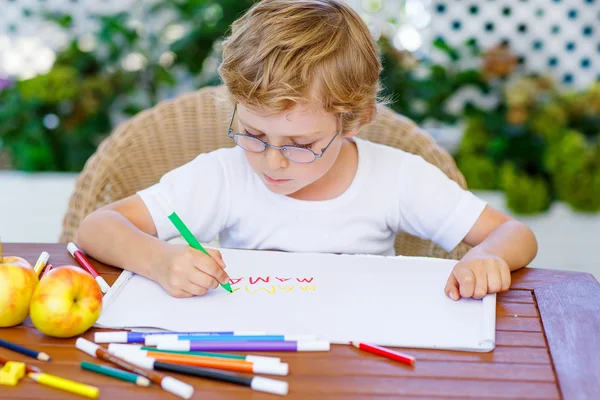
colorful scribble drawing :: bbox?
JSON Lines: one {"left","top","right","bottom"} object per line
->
{"left": 249, "top": 276, "right": 270, "bottom": 284}
{"left": 277, "top": 285, "right": 295, "bottom": 292}
{"left": 228, "top": 277, "right": 316, "bottom": 294}
{"left": 245, "top": 285, "right": 276, "bottom": 295}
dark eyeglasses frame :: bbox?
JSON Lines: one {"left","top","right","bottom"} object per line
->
{"left": 227, "top": 105, "right": 342, "bottom": 164}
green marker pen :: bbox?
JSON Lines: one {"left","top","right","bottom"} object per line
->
{"left": 155, "top": 194, "right": 232, "bottom": 293}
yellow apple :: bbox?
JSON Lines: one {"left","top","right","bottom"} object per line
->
{"left": 0, "top": 256, "right": 38, "bottom": 327}
{"left": 30, "top": 266, "right": 102, "bottom": 338}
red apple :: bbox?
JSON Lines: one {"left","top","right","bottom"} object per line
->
{"left": 30, "top": 266, "right": 102, "bottom": 338}
{"left": 0, "top": 256, "right": 38, "bottom": 327}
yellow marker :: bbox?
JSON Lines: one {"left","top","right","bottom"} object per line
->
{"left": 0, "top": 361, "right": 25, "bottom": 386}
{"left": 28, "top": 372, "right": 99, "bottom": 398}
{"left": 33, "top": 251, "right": 50, "bottom": 277}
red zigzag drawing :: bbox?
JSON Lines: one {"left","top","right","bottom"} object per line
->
{"left": 249, "top": 276, "right": 270, "bottom": 284}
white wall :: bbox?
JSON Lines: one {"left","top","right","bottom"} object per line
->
{"left": 0, "top": 171, "right": 76, "bottom": 242}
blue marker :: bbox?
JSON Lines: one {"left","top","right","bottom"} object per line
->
{"left": 145, "top": 334, "right": 316, "bottom": 346}
{"left": 94, "top": 331, "right": 266, "bottom": 344}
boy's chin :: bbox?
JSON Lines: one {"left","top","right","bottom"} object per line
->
{"left": 260, "top": 177, "right": 311, "bottom": 196}
{"left": 262, "top": 182, "right": 300, "bottom": 196}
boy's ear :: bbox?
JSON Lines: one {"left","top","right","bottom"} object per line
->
{"left": 343, "top": 104, "right": 376, "bottom": 138}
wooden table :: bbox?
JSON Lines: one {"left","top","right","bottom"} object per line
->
{"left": 1, "top": 243, "right": 599, "bottom": 399}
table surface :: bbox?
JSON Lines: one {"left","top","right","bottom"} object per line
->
{"left": 1, "top": 243, "right": 599, "bottom": 400}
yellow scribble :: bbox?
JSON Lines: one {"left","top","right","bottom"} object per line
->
{"left": 277, "top": 285, "right": 295, "bottom": 292}
{"left": 244, "top": 285, "right": 276, "bottom": 294}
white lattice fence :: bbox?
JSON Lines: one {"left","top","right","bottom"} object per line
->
{"left": 430, "top": 0, "right": 599, "bottom": 89}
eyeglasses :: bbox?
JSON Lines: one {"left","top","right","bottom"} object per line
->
{"left": 227, "top": 105, "right": 342, "bottom": 164}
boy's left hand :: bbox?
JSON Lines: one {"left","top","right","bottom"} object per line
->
{"left": 445, "top": 250, "right": 511, "bottom": 301}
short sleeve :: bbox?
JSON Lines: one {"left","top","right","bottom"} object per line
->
{"left": 137, "top": 151, "right": 231, "bottom": 242}
{"left": 395, "top": 154, "right": 487, "bottom": 252}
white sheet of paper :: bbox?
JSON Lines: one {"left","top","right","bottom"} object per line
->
{"left": 96, "top": 248, "right": 496, "bottom": 352}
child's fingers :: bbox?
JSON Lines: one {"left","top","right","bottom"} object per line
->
{"left": 473, "top": 267, "right": 488, "bottom": 299}
{"left": 193, "top": 254, "right": 230, "bottom": 284}
{"left": 182, "top": 280, "right": 209, "bottom": 297}
{"left": 444, "top": 274, "right": 460, "bottom": 301}
{"left": 455, "top": 265, "right": 475, "bottom": 298}
{"left": 189, "top": 267, "right": 219, "bottom": 290}
{"left": 486, "top": 265, "right": 502, "bottom": 293}
{"left": 207, "top": 248, "right": 227, "bottom": 269}
{"left": 499, "top": 262, "right": 511, "bottom": 291}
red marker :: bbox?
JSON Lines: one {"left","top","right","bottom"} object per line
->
{"left": 67, "top": 242, "right": 110, "bottom": 293}
{"left": 351, "top": 342, "right": 415, "bottom": 366}
{"left": 40, "top": 263, "right": 53, "bottom": 277}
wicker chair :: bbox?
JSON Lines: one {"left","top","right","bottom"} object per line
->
{"left": 60, "top": 85, "right": 471, "bottom": 259}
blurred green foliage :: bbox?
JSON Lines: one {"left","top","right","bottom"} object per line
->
{"left": 0, "top": 0, "right": 254, "bottom": 171}
{"left": 458, "top": 77, "right": 600, "bottom": 213}
{"left": 379, "top": 36, "right": 489, "bottom": 125}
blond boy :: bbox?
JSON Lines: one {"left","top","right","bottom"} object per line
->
{"left": 76, "top": 0, "right": 537, "bottom": 300}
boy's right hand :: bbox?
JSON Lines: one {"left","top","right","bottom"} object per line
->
{"left": 152, "top": 244, "right": 230, "bottom": 298}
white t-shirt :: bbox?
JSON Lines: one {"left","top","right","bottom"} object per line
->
{"left": 137, "top": 138, "right": 486, "bottom": 256}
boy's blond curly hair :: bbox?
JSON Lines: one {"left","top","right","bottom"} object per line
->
{"left": 218, "top": 0, "right": 386, "bottom": 134}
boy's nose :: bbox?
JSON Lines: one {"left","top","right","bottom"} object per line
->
{"left": 265, "top": 147, "right": 289, "bottom": 170}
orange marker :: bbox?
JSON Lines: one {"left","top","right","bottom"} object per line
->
{"left": 110, "top": 348, "right": 287, "bottom": 376}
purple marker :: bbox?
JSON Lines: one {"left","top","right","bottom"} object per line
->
{"left": 94, "top": 331, "right": 265, "bottom": 344}
{"left": 156, "top": 340, "right": 331, "bottom": 352}
{"left": 146, "top": 334, "right": 315, "bottom": 346}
